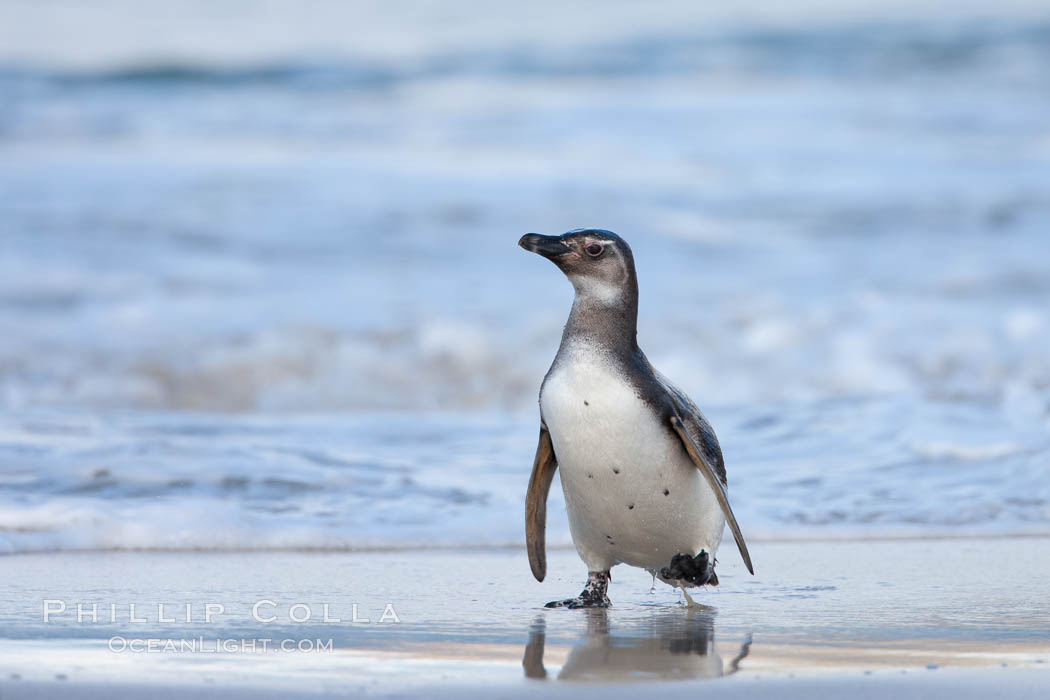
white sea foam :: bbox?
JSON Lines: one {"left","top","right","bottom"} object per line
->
{"left": 909, "top": 441, "right": 1023, "bottom": 462}
{"left": 0, "top": 402, "right": 1047, "bottom": 554}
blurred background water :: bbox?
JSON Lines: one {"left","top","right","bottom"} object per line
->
{"left": 1, "top": 0, "right": 1048, "bottom": 553}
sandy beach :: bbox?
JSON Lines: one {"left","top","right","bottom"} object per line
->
{"left": 1, "top": 536, "right": 1047, "bottom": 698}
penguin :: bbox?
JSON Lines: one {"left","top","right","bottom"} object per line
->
{"left": 519, "top": 228, "right": 754, "bottom": 608}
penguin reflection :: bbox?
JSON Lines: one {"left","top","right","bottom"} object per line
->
{"left": 523, "top": 608, "right": 751, "bottom": 682}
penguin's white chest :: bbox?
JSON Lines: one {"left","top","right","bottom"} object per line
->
{"left": 540, "top": 351, "right": 724, "bottom": 572}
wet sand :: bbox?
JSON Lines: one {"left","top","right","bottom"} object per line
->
{"left": 0, "top": 537, "right": 1047, "bottom": 697}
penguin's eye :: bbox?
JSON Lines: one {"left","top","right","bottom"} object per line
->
{"left": 584, "top": 242, "right": 604, "bottom": 257}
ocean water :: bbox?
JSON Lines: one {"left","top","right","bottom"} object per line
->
{"left": 1, "top": 0, "right": 1049, "bottom": 553}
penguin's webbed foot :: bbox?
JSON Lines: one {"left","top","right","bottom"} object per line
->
{"left": 660, "top": 551, "right": 718, "bottom": 587}
{"left": 544, "top": 570, "right": 610, "bottom": 609}
{"left": 544, "top": 593, "right": 609, "bottom": 609}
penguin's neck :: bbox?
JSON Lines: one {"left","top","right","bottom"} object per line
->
{"left": 558, "top": 280, "right": 640, "bottom": 361}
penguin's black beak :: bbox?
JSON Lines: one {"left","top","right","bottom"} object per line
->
{"left": 519, "top": 233, "right": 571, "bottom": 260}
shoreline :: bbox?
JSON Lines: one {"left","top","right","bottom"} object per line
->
{"left": 0, "top": 537, "right": 1047, "bottom": 696}
{"left": 2, "top": 672, "right": 1048, "bottom": 700}
{"left": 1, "top": 530, "right": 1048, "bottom": 558}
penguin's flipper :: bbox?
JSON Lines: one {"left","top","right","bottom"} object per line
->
{"left": 526, "top": 423, "right": 558, "bottom": 582}
{"left": 669, "top": 415, "right": 754, "bottom": 575}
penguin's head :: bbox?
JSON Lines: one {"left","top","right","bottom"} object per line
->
{"left": 518, "top": 229, "right": 637, "bottom": 306}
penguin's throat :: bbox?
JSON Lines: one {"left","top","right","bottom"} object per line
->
{"left": 562, "top": 290, "right": 639, "bottom": 353}
{"left": 568, "top": 274, "right": 623, "bottom": 306}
